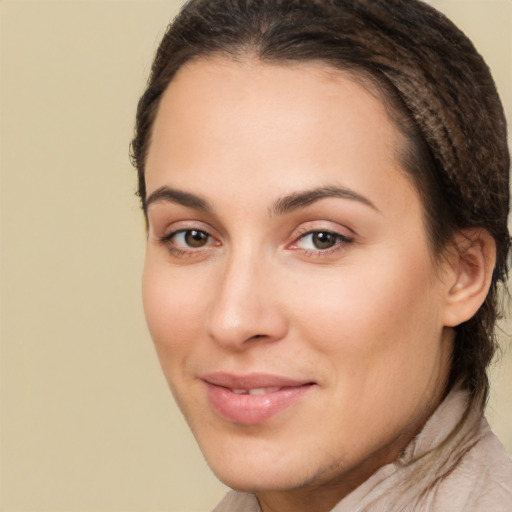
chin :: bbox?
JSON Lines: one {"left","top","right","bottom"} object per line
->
{"left": 200, "top": 438, "right": 325, "bottom": 494}
{"left": 211, "top": 464, "right": 314, "bottom": 494}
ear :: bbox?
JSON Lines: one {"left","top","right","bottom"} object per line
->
{"left": 442, "top": 229, "right": 496, "bottom": 327}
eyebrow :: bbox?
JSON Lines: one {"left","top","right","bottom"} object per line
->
{"left": 271, "top": 185, "right": 379, "bottom": 216}
{"left": 144, "top": 184, "right": 378, "bottom": 216}
{"left": 145, "top": 186, "right": 212, "bottom": 213}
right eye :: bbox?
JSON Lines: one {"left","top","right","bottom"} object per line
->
{"left": 163, "top": 229, "right": 215, "bottom": 250}
{"left": 173, "top": 229, "right": 210, "bottom": 248}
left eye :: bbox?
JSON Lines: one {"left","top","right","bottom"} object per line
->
{"left": 296, "top": 231, "right": 347, "bottom": 250}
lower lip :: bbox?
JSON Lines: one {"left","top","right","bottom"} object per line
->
{"left": 204, "top": 382, "right": 313, "bottom": 425}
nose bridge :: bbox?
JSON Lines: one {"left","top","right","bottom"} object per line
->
{"left": 206, "top": 244, "right": 286, "bottom": 348}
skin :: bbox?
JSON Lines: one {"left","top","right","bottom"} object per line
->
{"left": 142, "top": 58, "right": 461, "bottom": 512}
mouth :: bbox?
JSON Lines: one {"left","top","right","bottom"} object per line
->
{"left": 202, "top": 373, "right": 316, "bottom": 425}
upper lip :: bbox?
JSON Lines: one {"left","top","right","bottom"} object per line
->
{"left": 202, "top": 372, "right": 314, "bottom": 390}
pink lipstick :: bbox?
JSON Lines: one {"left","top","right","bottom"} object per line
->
{"left": 202, "top": 373, "right": 315, "bottom": 425}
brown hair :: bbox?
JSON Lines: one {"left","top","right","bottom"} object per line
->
{"left": 131, "top": 0, "right": 510, "bottom": 409}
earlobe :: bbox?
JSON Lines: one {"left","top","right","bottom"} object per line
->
{"left": 442, "top": 229, "right": 496, "bottom": 327}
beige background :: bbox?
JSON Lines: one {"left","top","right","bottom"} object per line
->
{"left": 0, "top": 1, "right": 510, "bottom": 511}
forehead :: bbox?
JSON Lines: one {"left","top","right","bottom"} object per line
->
{"left": 150, "top": 57, "right": 398, "bottom": 141}
{"left": 145, "top": 57, "right": 417, "bottom": 217}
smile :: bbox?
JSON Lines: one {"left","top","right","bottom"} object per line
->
{"left": 202, "top": 373, "right": 315, "bottom": 425}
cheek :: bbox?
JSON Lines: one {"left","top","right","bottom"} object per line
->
{"left": 142, "top": 256, "right": 208, "bottom": 359}
{"left": 282, "top": 256, "right": 446, "bottom": 445}
{"left": 286, "top": 253, "right": 442, "bottom": 374}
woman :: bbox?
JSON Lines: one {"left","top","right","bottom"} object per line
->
{"left": 131, "top": 0, "right": 512, "bottom": 510}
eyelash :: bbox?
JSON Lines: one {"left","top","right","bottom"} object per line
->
{"left": 158, "top": 227, "right": 353, "bottom": 257}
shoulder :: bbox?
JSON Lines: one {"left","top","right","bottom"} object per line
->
{"left": 432, "top": 418, "right": 512, "bottom": 511}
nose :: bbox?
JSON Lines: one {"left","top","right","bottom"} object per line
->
{"left": 205, "top": 250, "right": 288, "bottom": 350}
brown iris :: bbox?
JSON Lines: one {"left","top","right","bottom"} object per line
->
{"left": 311, "top": 232, "right": 338, "bottom": 250}
{"left": 184, "top": 230, "right": 209, "bottom": 248}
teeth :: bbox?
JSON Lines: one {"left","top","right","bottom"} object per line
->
{"left": 231, "top": 387, "right": 281, "bottom": 395}
{"left": 249, "top": 388, "right": 267, "bottom": 395}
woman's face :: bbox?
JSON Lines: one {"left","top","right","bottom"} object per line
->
{"left": 143, "top": 58, "right": 454, "bottom": 503}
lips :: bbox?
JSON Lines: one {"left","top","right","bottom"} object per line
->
{"left": 202, "top": 373, "right": 315, "bottom": 425}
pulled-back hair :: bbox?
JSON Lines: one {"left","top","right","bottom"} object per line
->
{"left": 131, "top": 0, "right": 510, "bottom": 410}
